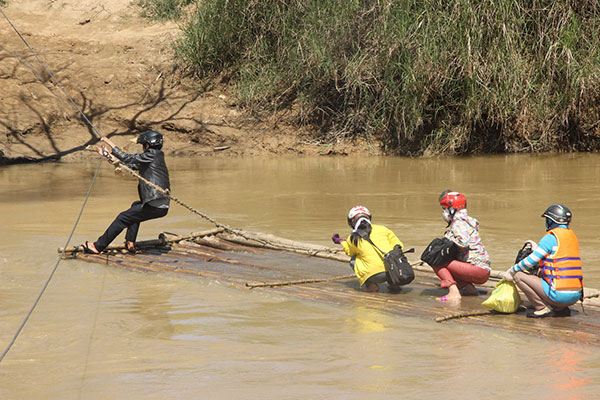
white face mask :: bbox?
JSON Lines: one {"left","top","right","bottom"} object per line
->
{"left": 442, "top": 208, "right": 453, "bottom": 223}
{"left": 353, "top": 216, "right": 371, "bottom": 231}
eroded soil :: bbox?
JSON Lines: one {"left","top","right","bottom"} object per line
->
{"left": 0, "top": 0, "right": 374, "bottom": 163}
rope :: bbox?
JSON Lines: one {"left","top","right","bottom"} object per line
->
{"left": 0, "top": 157, "right": 104, "bottom": 363}
{"left": 0, "top": 5, "right": 294, "bottom": 363}
{"left": 104, "top": 156, "right": 309, "bottom": 250}
{"left": 0, "top": 7, "right": 102, "bottom": 139}
{"left": 0, "top": 7, "right": 108, "bottom": 363}
{"left": 2, "top": 3, "right": 320, "bottom": 253}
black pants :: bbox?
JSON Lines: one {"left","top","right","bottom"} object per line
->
{"left": 94, "top": 201, "right": 168, "bottom": 252}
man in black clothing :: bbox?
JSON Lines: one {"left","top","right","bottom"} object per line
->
{"left": 82, "top": 130, "right": 170, "bottom": 254}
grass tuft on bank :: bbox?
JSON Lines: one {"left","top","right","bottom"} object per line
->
{"left": 137, "top": 0, "right": 193, "bottom": 20}
{"left": 174, "top": 0, "right": 600, "bottom": 155}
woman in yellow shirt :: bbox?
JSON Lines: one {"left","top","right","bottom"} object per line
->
{"left": 332, "top": 206, "right": 404, "bottom": 292}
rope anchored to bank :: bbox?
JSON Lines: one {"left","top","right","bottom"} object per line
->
{"left": 0, "top": 6, "right": 339, "bottom": 363}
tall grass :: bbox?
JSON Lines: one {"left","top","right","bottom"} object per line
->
{"left": 137, "top": 0, "right": 193, "bottom": 20}
{"left": 176, "top": 0, "right": 600, "bottom": 155}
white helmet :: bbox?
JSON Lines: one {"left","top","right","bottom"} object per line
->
{"left": 347, "top": 206, "right": 371, "bottom": 227}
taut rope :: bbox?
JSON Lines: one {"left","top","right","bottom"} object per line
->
{"left": 0, "top": 5, "right": 335, "bottom": 363}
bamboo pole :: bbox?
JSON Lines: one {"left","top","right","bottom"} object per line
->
{"left": 245, "top": 260, "right": 424, "bottom": 289}
{"left": 435, "top": 310, "right": 494, "bottom": 322}
{"left": 58, "top": 227, "right": 224, "bottom": 254}
{"left": 246, "top": 274, "right": 355, "bottom": 288}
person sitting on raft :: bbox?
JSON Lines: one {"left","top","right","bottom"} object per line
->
{"left": 426, "top": 191, "right": 491, "bottom": 301}
{"left": 503, "top": 204, "right": 583, "bottom": 318}
{"left": 81, "top": 131, "right": 170, "bottom": 254}
{"left": 331, "top": 206, "right": 405, "bottom": 292}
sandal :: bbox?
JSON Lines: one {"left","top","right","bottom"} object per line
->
{"left": 82, "top": 241, "right": 99, "bottom": 254}
{"left": 124, "top": 240, "right": 136, "bottom": 254}
{"left": 526, "top": 306, "right": 553, "bottom": 318}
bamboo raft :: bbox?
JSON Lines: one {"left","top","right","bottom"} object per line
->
{"left": 59, "top": 228, "right": 600, "bottom": 345}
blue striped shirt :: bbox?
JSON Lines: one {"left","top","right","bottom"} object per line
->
{"left": 510, "top": 224, "right": 581, "bottom": 303}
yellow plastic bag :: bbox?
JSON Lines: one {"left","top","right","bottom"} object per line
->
{"left": 481, "top": 279, "right": 521, "bottom": 313}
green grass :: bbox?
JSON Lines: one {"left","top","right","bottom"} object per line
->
{"left": 137, "top": 0, "right": 194, "bottom": 20}
{"left": 174, "top": 0, "right": 600, "bottom": 155}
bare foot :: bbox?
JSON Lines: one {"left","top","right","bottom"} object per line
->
{"left": 82, "top": 241, "right": 99, "bottom": 254}
{"left": 438, "top": 284, "right": 461, "bottom": 301}
{"left": 438, "top": 294, "right": 461, "bottom": 302}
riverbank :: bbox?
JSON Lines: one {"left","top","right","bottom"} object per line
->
{"left": 3, "top": 1, "right": 600, "bottom": 163}
{"left": 0, "top": 0, "right": 374, "bottom": 165}
{"left": 176, "top": 1, "right": 600, "bottom": 156}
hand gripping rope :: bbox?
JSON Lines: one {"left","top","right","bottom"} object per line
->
{"left": 0, "top": 6, "right": 271, "bottom": 363}
{"left": 0, "top": 5, "right": 342, "bottom": 363}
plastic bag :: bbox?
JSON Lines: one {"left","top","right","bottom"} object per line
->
{"left": 481, "top": 280, "right": 521, "bottom": 313}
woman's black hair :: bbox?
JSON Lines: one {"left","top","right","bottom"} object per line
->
{"left": 350, "top": 218, "right": 372, "bottom": 246}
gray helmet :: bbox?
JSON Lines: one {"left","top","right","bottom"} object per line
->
{"left": 137, "top": 130, "right": 163, "bottom": 149}
{"left": 541, "top": 204, "right": 572, "bottom": 225}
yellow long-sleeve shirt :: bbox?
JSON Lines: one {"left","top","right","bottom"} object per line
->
{"left": 341, "top": 224, "right": 403, "bottom": 286}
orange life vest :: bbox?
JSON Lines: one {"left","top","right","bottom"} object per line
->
{"left": 540, "top": 228, "right": 583, "bottom": 291}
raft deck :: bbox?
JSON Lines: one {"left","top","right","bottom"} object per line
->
{"left": 61, "top": 229, "right": 600, "bottom": 345}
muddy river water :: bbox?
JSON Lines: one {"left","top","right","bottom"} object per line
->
{"left": 1, "top": 154, "right": 599, "bottom": 399}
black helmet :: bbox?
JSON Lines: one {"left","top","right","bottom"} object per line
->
{"left": 137, "top": 130, "right": 163, "bottom": 149}
{"left": 541, "top": 204, "right": 572, "bottom": 225}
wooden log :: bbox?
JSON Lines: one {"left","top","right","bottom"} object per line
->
{"left": 193, "top": 235, "right": 264, "bottom": 254}
{"left": 218, "top": 231, "right": 349, "bottom": 262}
{"left": 58, "top": 227, "right": 224, "bottom": 254}
{"left": 159, "top": 227, "right": 225, "bottom": 244}
{"left": 246, "top": 274, "right": 355, "bottom": 288}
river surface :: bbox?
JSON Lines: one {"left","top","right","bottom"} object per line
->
{"left": 1, "top": 154, "right": 599, "bottom": 399}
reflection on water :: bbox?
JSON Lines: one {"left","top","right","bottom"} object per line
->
{"left": 0, "top": 155, "right": 599, "bottom": 399}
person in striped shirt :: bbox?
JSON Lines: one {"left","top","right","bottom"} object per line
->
{"left": 504, "top": 204, "right": 583, "bottom": 318}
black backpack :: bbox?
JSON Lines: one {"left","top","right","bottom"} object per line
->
{"left": 358, "top": 231, "right": 415, "bottom": 287}
{"left": 514, "top": 241, "right": 537, "bottom": 275}
{"left": 515, "top": 242, "right": 533, "bottom": 264}
{"left": 420, "top": 237, "right": 457, "bottom": 266}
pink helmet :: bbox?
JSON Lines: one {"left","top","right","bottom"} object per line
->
{"left": 347, "top": 206, "right": 371, "bottom": 227}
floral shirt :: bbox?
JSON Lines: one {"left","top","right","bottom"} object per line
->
{"left": 444, "top": 209, "right": 491, "bottom": 270}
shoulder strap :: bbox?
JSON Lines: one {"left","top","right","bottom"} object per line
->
{"left": 358, "top": 231, "right": 386, "bottom": 259}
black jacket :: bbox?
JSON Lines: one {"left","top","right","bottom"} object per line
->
{"left": 112, "top": 147, "right": 170, "bottom": 205}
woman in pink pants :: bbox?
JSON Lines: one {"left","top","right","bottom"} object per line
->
{"left": 430, "top": 191, "right": 491, "bottom": 301}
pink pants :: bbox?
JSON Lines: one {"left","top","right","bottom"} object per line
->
{"left": 430, "top": 260, "right": 490, "bottom": 289}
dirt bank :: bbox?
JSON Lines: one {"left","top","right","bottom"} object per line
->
{"left": 0, "top": 0, "right": 374, "bottom": 164}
